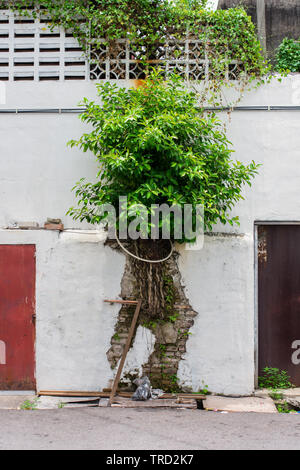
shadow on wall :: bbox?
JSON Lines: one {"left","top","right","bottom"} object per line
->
{"left": 218, "top": 0, "right": 300, "bottom": 60}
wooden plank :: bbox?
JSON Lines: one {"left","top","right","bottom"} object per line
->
{"left": 161, "top": 394, "right": 205, "bottom": 400}
{"left": 39, "top": 391, "right": 106, "bottom": 397}
{"left": 39, "top": 390, "right": 205, "bottom": 400}
{"left": 107, "top": 299, "right": 142, "bottom": 406}
{"left": 110, "top": 397, "right": 197, "bottom": 409}
{"left": 39, "top": 391, "right": 131, "bottom": 398}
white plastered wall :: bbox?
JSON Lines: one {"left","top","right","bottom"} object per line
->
{"left": 0, "top": 76, "right": 299, "bottom": 394}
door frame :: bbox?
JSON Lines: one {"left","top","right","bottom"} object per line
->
{"left": 0, "top": 243, "right": 37, "bottom": 392}
{"left": 254, "top": 221, "right": 300, "bottom": 388}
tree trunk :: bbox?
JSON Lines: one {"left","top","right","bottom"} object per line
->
{"left": 106, "top": 239, "right": 199, "bottom": 392}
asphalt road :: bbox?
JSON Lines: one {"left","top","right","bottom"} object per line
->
{"left": 0, "top": 407, "right": 300, "bottom": 450}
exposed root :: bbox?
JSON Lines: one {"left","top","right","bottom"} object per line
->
{"left": 106, "top": 239, "right": 198, "bottom": 391}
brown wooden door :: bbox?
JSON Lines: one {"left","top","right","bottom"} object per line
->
{"left": 258, "top": 225, "right": 300, "bottom": 386}
{"left": 0, "top": 245, "right": 36, "bottom": 390}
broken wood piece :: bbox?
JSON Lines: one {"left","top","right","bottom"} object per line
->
{"left": 176, "top": 397, "right": 196, "bottom": 405}
{"left": 104, "top": 300, "right": 139, "bottom": 305}
{"left": 104, "top": 299, "right": 142, "bottom": 407}
{"left": 39, "top": 390, "right": 205, "bottom": 400}
{"left": 39, "top": 391, "right": 107, "bottom": 398}
{"left": 175, "top": 394, "right": 205, "bottom": 400}
{"left": 111, "top": 397, "right": 197, "bottom": 409}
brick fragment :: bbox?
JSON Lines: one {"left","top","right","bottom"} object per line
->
{"left": 44, "top": 223, "right": 64, "bottom": 231}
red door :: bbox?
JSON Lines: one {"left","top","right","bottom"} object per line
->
{"left": 0, "top": 245, "right": 36, "bottom": 390}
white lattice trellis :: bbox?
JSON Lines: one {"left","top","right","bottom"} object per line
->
{"left": 0, "top": 9, "right": 241, "bottom": 82}
{"left": 0, "top": 10, "right": 88, "bottom": 81}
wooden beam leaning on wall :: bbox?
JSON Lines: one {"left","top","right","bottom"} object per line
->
{"left": 104, "top": 299, "right": 143, "bottom": 407}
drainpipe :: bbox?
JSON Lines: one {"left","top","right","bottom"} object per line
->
{"left": 257, "top": 0, "right": 267, "bottom": 55}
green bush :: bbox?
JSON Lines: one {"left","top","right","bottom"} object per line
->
{"left": 275, "top": 37, "right": 300, "bottom": 73}
{"left": 258, "top": 367, "right": 293, "bottom": 390}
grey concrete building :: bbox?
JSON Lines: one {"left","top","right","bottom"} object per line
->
{"left": 218, "top": 0, "right": 300, "bottom": 58}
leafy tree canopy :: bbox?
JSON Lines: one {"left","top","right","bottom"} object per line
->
{"left": 68, "top": 70, "right": 259, "bottom": 239}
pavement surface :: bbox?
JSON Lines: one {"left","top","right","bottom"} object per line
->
{"left": 1, "top": 407, "right": 300, "bottom": 450}
{"left": 203, "top": 395, "right": 278, "bottom": 413}
{"left": 0, "top": 395, "right": 35, "bottom": 410}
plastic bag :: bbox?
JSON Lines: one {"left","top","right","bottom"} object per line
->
{"left": 132, "top": 376, "right": 151, "bottom": 401}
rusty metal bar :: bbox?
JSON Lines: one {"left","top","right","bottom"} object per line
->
{"left": 103, "top": 299, "right": 142, "bottom": 407}
{"left": 104, "top": 300, "right": 138, "bottom": 305}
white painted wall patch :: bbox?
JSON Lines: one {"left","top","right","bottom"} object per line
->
{"left": 0, "top": 340, "right": 6, "bottom": 365}
{"left": 0, "top": 82, "right": 6, "bottom": 105}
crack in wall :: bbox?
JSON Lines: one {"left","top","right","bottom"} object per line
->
{"left": 106, "top": 240, "right": 198, "bottom": 392}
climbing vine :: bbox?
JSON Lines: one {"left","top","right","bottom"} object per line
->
{"left": 3, "top": 1, "right": 270, "bottom": 104}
